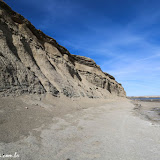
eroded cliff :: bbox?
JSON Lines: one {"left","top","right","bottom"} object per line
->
{"left": 0, "top": 0, "right": 126, "bottom": 98}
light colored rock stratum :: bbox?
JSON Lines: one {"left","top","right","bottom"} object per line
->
{"left": 0, "top": 0, "right": 126, "bottom": 98}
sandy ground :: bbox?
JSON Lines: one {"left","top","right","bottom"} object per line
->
{"left": 0, "top": 95, "right": 160, "bottom": 160}
{"left": 132, "top": 100, "right": 160, "bottom": 124}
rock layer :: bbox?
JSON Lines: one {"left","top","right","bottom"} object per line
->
{"left": 0, "top": 0, "right": 126, "bottom": 98}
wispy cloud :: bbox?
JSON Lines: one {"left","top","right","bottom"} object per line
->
{"left": 57, "top": 6, "right": 160, "bottom": 96}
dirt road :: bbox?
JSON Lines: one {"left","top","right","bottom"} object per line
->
{"left": 1, "top": 98, "right": 160, "bottom": 160}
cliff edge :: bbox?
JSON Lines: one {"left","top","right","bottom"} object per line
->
{"left": 0, "top": 0, "right": 126, "bottom": 98}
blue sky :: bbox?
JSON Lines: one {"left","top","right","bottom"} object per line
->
{"left": 5, "top": 0, "right": 160, "bottom": 96}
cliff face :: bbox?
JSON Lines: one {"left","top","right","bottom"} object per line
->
{"left": 0, "top": 0, "right": 126, "bottom": 98}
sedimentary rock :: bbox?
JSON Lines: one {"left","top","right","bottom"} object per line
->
{"left": 0, "top": 0, "right": 126, "bottom": 98}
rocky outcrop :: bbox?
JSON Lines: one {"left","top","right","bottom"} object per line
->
{"left": 0, "top": 0, "right": 126, "bottom": 98}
